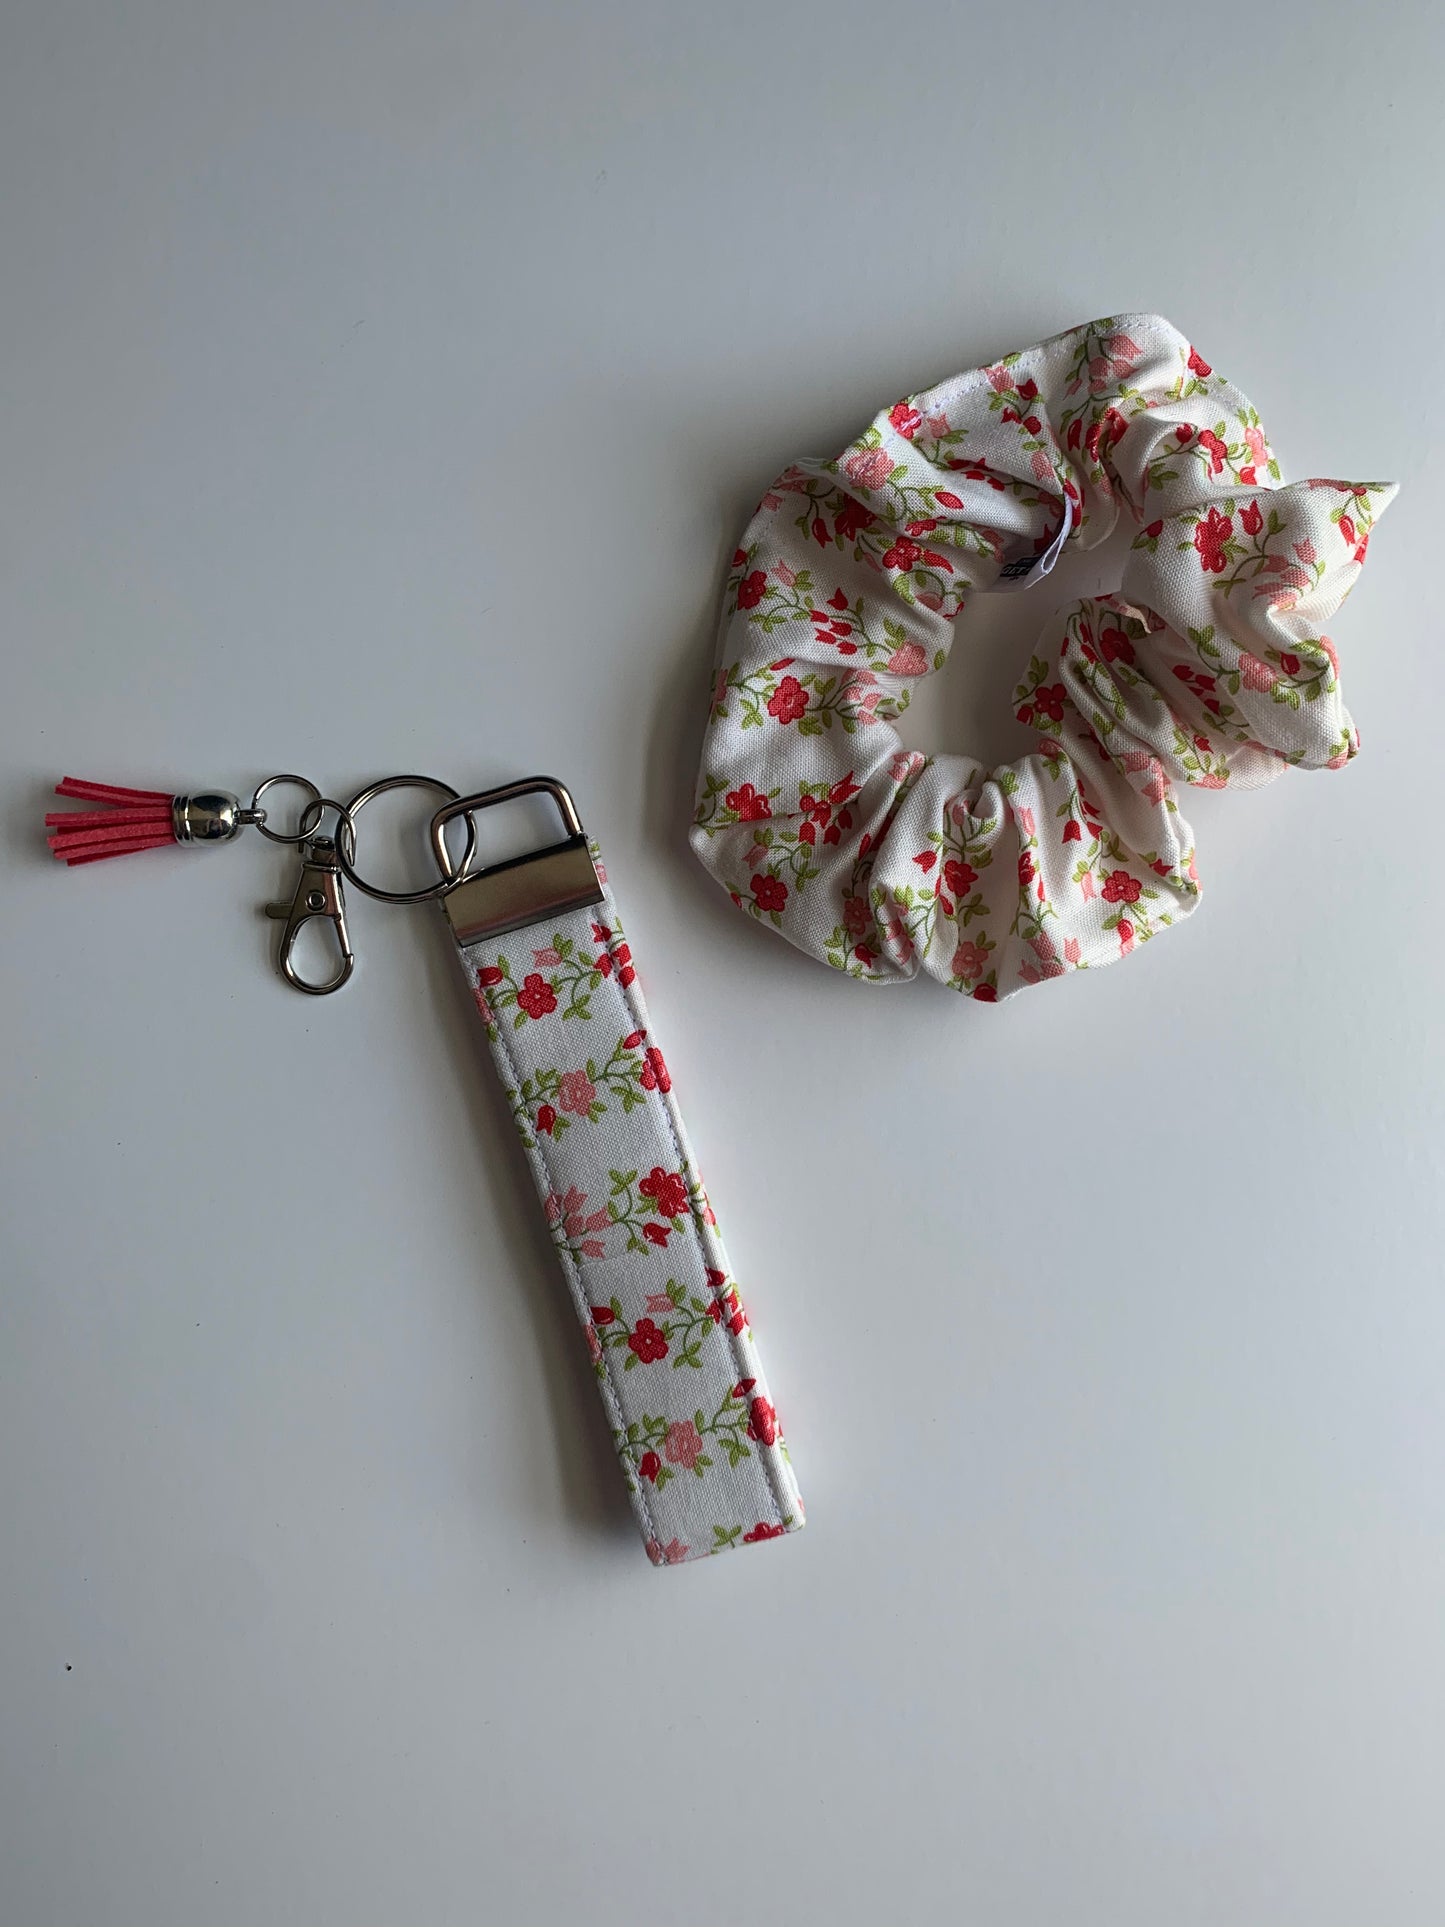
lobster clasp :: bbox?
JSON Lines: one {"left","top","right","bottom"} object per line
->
{"left": 264, "top": 834, "right": 355, "bottom": 995}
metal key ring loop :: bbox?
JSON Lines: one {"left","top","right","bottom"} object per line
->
{"left": 251, "top": 773, "right": 323, "bottom": 844}
{"left": 296, "top": 795, "right": 358, "bottom": 842}
{"left": 336, "top": 774, "right": 478, "bottom": 904}
{"left": 428, "top": 777, "right": 585, "bottom": 879}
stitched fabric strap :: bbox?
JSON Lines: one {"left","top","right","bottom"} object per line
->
{"left": 692, "top": 313, "right": 1396, "bottom": 1001}
{"left": 456, "top": 848, "right": 803, "bottom": 1565}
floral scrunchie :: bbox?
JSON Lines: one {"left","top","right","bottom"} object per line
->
{"left": 691, "top": 313, "right": 1395, "bottom": 1001}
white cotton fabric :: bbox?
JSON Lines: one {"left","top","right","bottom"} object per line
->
{"left": 692, "top": 313, "right": 1395, "bottom": 1001}
{"left": 457, "top": 869, "right": 803, "bottom": 1566}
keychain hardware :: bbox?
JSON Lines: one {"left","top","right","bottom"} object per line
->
{"left": 337, "top": 773, "right": 478, "bottom": 903}
{"left": 429, "top": 777, "right": 603, "bottom": 947}
{"left": 249, "top": 774, "right": 324, "bottom": 845}
{"left": 263, "top": 828, "right": 355, "bottom": 996}
{"left": 47, "top": 769, "right": 593, "bottom": 993}
{"left": 172, "top": 791, "right": 251, "bottom": 843}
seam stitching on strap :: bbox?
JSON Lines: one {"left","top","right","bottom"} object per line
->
{"left": 481, "top": 995, "right": 662, "bottom": 1549}
{"left": 605, "top": 913, "right": 789, "bottom": 1532}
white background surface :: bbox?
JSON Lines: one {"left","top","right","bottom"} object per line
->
{"left": 3, "top": 4, "right": 1443, "bottom": 1922}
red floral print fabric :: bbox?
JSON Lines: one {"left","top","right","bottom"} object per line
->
{"left": 693, "top": 313, "right": 1396, "bottom": 1001}
{"left": 461, "top": 855, "right": 803, "bottom": 1564}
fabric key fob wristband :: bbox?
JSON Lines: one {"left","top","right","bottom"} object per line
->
{"left": 435, "top": 780, "right": 804, "bottom": 1566}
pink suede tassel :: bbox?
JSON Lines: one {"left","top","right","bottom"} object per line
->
{"left": 46, "top": 777, "right": 178, "bottom": 865}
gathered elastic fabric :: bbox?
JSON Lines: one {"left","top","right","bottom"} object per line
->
{"left": 690, "top": 313, "right": 1395, "bottom": 1001}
